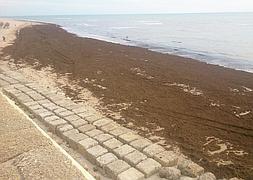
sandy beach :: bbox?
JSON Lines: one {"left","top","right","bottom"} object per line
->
{"left": 0, "top": 19, "right": 253, "bottom": 179}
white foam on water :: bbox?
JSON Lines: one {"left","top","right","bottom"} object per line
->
{"left": 15, "top": 13, "right": 253, "bottom": 73}
{"left": 111, "top": 26, "right": 137, "bottom": 29}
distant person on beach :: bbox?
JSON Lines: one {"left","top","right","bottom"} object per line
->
{"left": 0, "top": 22, "right": 3, "bottom": 28}
{"left": 3, "top": 22, "right": 10, "bottom": 29}
{"left": 2, "top": 36, "right": 5, "bottom": 42}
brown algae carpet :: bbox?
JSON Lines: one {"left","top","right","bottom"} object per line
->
{"left": 2, "top": 24, "right": 253, "bottom": 179}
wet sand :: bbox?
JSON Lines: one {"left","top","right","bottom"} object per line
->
{"left": 1, "top": 23, "right": 253, "bottom": 179}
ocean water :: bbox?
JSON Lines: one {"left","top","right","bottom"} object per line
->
{"left": 18, "top": 13, "right": 253, "bottom": 73}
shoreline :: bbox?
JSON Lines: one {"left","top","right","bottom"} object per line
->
{"left": 63, "top": 25, "right": 253, "bottom": 73}
{"left": 1, "top": 19, "right": 253, "bottom": 179}
{"left": 11, "top": 16, "right": 253, "bottom": 73}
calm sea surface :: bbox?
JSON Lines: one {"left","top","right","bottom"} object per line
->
{"left": 17, "top": 13, "right": 253, "bottom": 72}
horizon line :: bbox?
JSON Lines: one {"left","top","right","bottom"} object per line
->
{"left": 1, "top": 11, "right": 253, "bottom": 17}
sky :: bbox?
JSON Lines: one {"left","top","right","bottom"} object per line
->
{"left": 0, "top": 0, "right": 253, "bottom": 16}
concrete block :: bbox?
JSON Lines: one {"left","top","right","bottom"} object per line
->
{"left": 86, "top": 145, "right": 108, "bottom": 164}
{"left": 29, "top": 104, "right": 43, "bottom": 111}
{"left": 130, "top": 138, "right": 152, "bottom": 151}
{"left": 57, "top": 110, "right": 74, "bottom": 118}
{"left": 32, "top": 108, "right": 48, "bottom": 114}
{"left": 96, "top": 153, "right": 118, "bottom": 168}
{"left": 93, "top": 118, "right": 113, "bottom": 128}
{"left": 42, "top": 103, "right": 59, "bottom": 111}
{"left": 8, "top": 90, "right": 23, "bottom": 98}
{"left": 78, "top": 138, "right": 98, "bottom": 154}
{"left": 105, "top": 160, "right": 131, "bottom": 179}
{"left": 154, "top": 151, "right": 178, "bottom": 167}
{"left": 64, "top": 114, "right": 81, "bottom": 122}
{"left": 103, "top": 138, "right": 123, "bottom": 151}
{"left": 124, "top": 151, "right": 147, "bottom": 166}
{"left": 44, "top": 115, "right": 60, "bottom": 122}
{"left": 109, "top": 127, "right": 130, "bottom": 137}
{"left": 6, "top": 79, "right": 19, "bottom": 84}
{"left": 113, "top": 144, "right": 135, "bottom": 158}
{"left": 85, "top": 115, "right": 103, "bottom": 123}
{"left": 62, "top": 102, "right": 78, "bottom": 110}
{"left": 70, "top": 119, "right": 87, "bottom": 128}
{"left": 44, "top": 116, "right": 60, "bottom": 126}
{"left": 37, "top": 89, "right": 55, "bottom": 96}
{"left": 65, "top": 104, "right": 82, "bottom": 111}
{"left": 4, "top": 88, "right": 22, "bottom": 97}
{"left": 28, "top": 92, "right": 45, "bottom": 101}
{"left": 180, "top": 176, "right": 198, "bottom": 180}
{"left": 136, "top": 158, "right": 161, "bottom": 178}
{"left": 37, "top": 99, "right": 51, "bottom": 105}
{"left": 61, "top": 129, "right": 79, "bottom": 142}
{"left": 101, "top": 122, "right": 120, "bottom": 132}
{"left": 66, "top": 133, "right": 88, "bottom": 149}
{"left": 25, "top": 82, "right": 37, "bottom": 88}
{"left": 119, "top": 132, "right": 141, "bottom": 143}
{"left": 0, "top": 79, "right": 9, "bottom": 87}
{"left": 117, "top": 167, "right": 145, "bottom": 180}
{"left": 78, "top": 124, "right": 96, "bottom": 133}
{"left": 178, "top": 160, "right": 204, "bottom": 178}
{"left": 55, "top": 99, "right": 73, "bottom": 107}
{"left": 12, "top": 83, "right": 25, "bottom": 89}
{"left": 62, "top": 129, "right": 79, "bottom": 137}
{"left": 46, "top": 94, "right": 65, "bottom": 101}
{"left": 37, "top": 110, "right": 53, "bottom": 120}
{"left": 16, "top": 86, "right": 33, "bottom": 93}
{"left": 56, "top": 124, "right": 74, "bottom": 137}
{"left": 54, "top": 107, "right": 67, "bottom": 114}
{"left": 159, "top": 167, "right": 181, "bottom": 180}
{"left": 72, "top": 107, "right": 88, "bottom": 114}
{"left": 77, "top": 112, "right": 93, "bottom": 119}
{"left": 48, "top": 119, "right": 67, "bottom": 133}
{"left": 23, "top": 101, "right": 39, "bottom": 107}
{"left": 143, "top": 144, "right": 165, "bottom": 158}
{"left": 86, "top": 129, "right": 103, "bottom": 137}
{"left": 199, "top": 172, "right": 216, "bottom": 180}
{"left": 16, "top": 94, "right": 34, "bottom": 103}
{"left": 94, "top": 133, "right": 113, "bottom": 143}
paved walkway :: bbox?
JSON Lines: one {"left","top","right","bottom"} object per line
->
{"left": 0, "top": 69, "right": 218, "bottom": 180}
{"left": 0, "top": 92, "right": 90, "bottom": 179}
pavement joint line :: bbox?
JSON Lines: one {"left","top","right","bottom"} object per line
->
{"left": 0, "top": 91, "right": 96, "bottom": 180}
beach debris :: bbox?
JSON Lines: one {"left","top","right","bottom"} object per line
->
{"left": 229, "top": 87, "right": 239, "bottom": 93}
{"left": 165, "top": 82, "right": 203, "bottom": 96}
{"left": 232, "top": 105, "right": 240, "bottom": 109}
{"left": 234, "top": 109, "right": 251, "bottom": 118}
{"left": 238, "top": 110, "right": 251, "bottom": 116}
{"left": 3, "top": 22, "right": 10, "bottom": 29}
{"left": 96, "top": 70, "right": 103, "bottom": 75}
{"left": 154, "top": 125, "right": 165, "bottom": 132}
{"left": 204, "top": 136, "right": 228, "bottom": 155}
{"left": 83, "top": 77, "right": 107, "bottom": 90}
{"left": 242, "top": 86, "right": 253, "bottom": 92}
{"left": 216, "top": 159, "right": 234, "bottom": 166}
{"left": 203, "top": 136, "right": 248, "bottom": 159}
{"left": 130, "top": 67, "right": 154, "bottom": 79}
{"left": 210, "top": 102, "right": 220, "bottom": 107}
{"left": 148, "top": 135, "right": 165, "bottom": 142}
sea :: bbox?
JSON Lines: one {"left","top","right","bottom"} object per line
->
{"left": 16, "top": 13, "right": 253, "bottom": 73}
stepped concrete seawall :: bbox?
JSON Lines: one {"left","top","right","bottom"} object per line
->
{"left": 0, "top": 68, "right": 220, "bottom": 180}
